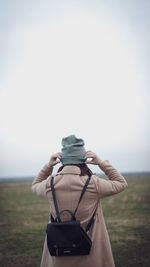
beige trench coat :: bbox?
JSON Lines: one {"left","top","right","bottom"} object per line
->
{"left": 32, "top": 160, "right": 128, "bottom": 267}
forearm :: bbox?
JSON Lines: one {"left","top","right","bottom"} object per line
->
{"left": 32, "top": 164, "right": 53, "bottom": 186}
{"left": 98, "top": 160, "right": 128, "bottom": 189}
{"left": 31, "top": 153, "right": 61, "bottom": 198}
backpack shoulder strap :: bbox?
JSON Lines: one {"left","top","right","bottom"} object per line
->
{"left": 51, "top": 174, "right": 92, "bottom": 223}
{"left": 74, "top": 174, "right": 97, "bottom": 232}
{"left": 85, "top": 207, "right": 97, "bottom": 232}
{"left": 73, "top": 174, "right": 91, "bottom": 216}
{"left": 51, "top": 176, "right": 61, "bottom": 222}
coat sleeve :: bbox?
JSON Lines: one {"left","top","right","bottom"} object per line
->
{"left": 92, "top": 160, "right": 128, "bottom": 198}
{"left": 31, "top": 164, "right": 53, "bottom": 198}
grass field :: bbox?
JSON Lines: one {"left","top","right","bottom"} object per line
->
{"left": 0, "top": 173, "right": 150, "bottom": 267}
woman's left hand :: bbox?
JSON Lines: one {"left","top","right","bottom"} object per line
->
{"left": 48, "top": 152, "right": 62, "bottom": 167}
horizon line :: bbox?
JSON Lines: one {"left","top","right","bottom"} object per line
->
{"left": 0, "top": 170, "right": 150, "bottom": 180}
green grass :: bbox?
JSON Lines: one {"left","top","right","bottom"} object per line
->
{"left": 0, "top": 174, "right": 150, "bottom": 267}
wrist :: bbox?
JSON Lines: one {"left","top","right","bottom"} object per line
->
{"left": 98, "top": 159, "right": 103, "bottom": 167}
{"left": 47, "top": 163, "right": 54, "bottom": 169}
{"left": 97, "top": 158, "right": 103, "bottom": 164}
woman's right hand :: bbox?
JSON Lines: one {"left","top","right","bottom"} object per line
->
{"left": 85, "top": 151, "right": 102, "bottom": 165}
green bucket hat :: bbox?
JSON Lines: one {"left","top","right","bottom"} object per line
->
{"left": 60, "top": 135, "right": 86, "bottom": 165}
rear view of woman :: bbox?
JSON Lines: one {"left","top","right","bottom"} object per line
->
{"left": 32, "top": 135, "right": 128, "bottom": 267}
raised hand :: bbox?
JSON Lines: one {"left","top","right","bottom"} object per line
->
{"left": 48, "top": 152, "right": 62, "bottom": 167}
{"left": 85, "top": 151, "right": 102, "bottom": 165}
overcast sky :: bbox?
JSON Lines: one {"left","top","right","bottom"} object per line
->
{"left": 0, "top": 0, "right": 150, "bottom": 177}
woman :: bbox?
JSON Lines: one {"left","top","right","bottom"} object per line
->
{"left": 32, "top": 135, "right": 128, "bottom": 267}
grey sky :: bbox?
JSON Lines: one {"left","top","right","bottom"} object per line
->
{"left": 0, "top": 0, "right": 150, "bottom": 177}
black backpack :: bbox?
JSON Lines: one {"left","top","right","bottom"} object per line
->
{"left": 46, "top": 175, "right": 96, "bottom": 257}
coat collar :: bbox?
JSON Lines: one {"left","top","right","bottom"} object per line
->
{"left": 58, "top": 165, "right": 81, "bottom": 175}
